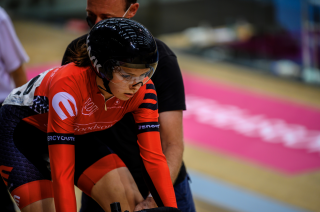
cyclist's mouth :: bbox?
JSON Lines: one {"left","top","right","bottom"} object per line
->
{"left": 124, "top": 93, "right": 134, "bottom": 98}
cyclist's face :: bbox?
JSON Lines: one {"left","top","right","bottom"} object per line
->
{"left": 86, "top": 0, "right": 133, "bottom": 28}
{"left": 109, "top": 67, "right": 150, "bottom": 101}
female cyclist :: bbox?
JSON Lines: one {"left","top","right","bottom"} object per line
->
{"left": 0, "top": 18, "right": 177, "bottom": 212}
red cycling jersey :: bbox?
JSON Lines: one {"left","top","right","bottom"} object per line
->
{"left": 10, "top": 63, "right": 177, "bottom": 211}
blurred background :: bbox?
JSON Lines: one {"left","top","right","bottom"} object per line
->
{"left": 1, "top": 0, "right": 320, "bottom": 211}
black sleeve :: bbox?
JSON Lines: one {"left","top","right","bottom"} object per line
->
{"left": 152, "top": 39, "right": 186, "bottom": 113}
{"left": 61, "top": 34, "right": 88, "bottom": 66}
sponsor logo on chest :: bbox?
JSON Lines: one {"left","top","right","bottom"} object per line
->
{"left": 82, "top": 98, "right": 99, "bottom": 116}
{"left": 74, "top": 123, "right": 114, "bottom": 133}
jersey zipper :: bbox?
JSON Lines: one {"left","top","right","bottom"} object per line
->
{"left": 100, "top": 94, "right": 114, "bottom": 111}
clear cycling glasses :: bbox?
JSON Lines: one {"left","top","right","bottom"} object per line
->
{"left": 110, "top": 61, "right": 157, "bottom": 86}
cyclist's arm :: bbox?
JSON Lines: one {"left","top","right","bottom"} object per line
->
{"left": 132, "top": 82, "right": 177, "bottom": 208}
{"left": 47, "top": 78, "right": 80, "bottom": 212}
{"left": 134, "top": 111, "right": 183, "bottom": 210}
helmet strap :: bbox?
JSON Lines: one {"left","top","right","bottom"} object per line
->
{"left": 102, "top": 78, "right": 113, "bottom": 95}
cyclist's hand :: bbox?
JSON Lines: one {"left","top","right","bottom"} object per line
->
{"left": 134, "top": 197, "right": 158, "bottom": 211}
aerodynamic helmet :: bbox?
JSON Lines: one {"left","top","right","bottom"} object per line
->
{"left": 86, "top": 18, "right": 158, "bottom": 87}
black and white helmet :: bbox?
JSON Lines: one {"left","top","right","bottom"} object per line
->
{"left": 86, "top": 18, "right": 158, "bottom": 84}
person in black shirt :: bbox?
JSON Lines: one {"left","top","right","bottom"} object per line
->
{"left": 62, "top": 1, "right": 196, "bottom": 212}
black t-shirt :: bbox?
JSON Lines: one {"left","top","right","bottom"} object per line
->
{"left": 62, "top": 35, "right": 187, "bottom": 196}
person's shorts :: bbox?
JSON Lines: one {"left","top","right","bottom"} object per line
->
{"left": 0, "top": 105, "right": 126, "bottom": 209}
{"left": 74, "top": 131, "right": 126, "bottom": 196}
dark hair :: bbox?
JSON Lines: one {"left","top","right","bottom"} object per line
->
{"left": 67, "top": 40, "right": 91, "bottom": 68}
{"left": 66, "top": 41, "right": 120, "bottom": 80}
{"left": 125, "top": 0, "right": 137, "bottom": 10}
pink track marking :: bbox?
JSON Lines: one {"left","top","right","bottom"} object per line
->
{"left": 183, "top": 72, "right": 320, "bottom": 174}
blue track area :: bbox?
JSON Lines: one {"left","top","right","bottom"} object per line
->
{"left": 188, "top": 170, "right": 311, "bottom": 212}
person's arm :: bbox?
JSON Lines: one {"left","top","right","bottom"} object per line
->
{"left": 47, "top": 76, "right": 80, "bottom": 212}
{"left": 158, "top": 110, "right": 184, "bottom": 184}
{"left": 154, "top": 53, "right": 186, "bottom": 184}
{"left": 134, "top": 111, "right": 183, "bottom": 211}
{"left": 48, "top": 138, "right": 76, "bottom": 212}
{"left": 132, "top": 82, "right": 177, "bottom": 208}
{"left": 9, "top": 64, "right": 28, "bottom": 87}
{"left": 135, "top": 40, "right": 186, "bottom": 209}
{"left": 136, "top": 129, "right": 177, "bottom": 208}
{"left": 0, "top": 8, "right": 29, "bottom": 85}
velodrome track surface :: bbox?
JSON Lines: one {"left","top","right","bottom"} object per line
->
{"left": 14, "top": 21, "right": 320, "bottom": 212}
